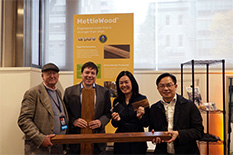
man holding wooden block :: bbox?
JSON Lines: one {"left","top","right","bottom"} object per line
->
{"left": 63, "top": 61, "right": 111, "bottom": 154}
{"left": 18, "top": 63, "right": 68, "bottom": 155}
{"left": 149, "top": 73, "right": 204, "bottom": 154}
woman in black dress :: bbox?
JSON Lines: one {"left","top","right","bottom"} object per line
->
{"left": 111, "top": 71, "right": 150, "bottom": 154}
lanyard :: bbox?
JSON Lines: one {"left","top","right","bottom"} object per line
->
{"left": 46, "top": 88, "right": 62, "bottom": 113}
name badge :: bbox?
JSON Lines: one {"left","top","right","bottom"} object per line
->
{"left": 60, "top": 115, "right": 68, "bottom": 130}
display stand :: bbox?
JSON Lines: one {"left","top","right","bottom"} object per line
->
{"left": 181, "top": 59, "right": 226, "bottom": 155}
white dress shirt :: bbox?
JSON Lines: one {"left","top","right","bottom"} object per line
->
{"left": 161, "top": 94, "right": 177, "bottom": 154}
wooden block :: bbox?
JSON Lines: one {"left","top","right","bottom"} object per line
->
{"left": 80, "top": 88, "right": 95, "bottom": 154}
{"left": 131, "top": 99, "right": 150, "bottom": 111}
{"left": 51, "top": 132, "right": 171, "bottom": 144}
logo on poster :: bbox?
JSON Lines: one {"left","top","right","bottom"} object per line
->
{"left": 99, "top": 35, "right": 107, "bottom": 43}
{"left": 77, "top": 17, "right": 119, "bottom": 24}
{"left": 78, "top": 37, "right": 96, "bottom": 41}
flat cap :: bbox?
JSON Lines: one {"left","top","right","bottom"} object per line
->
{"left": 41, "top": 63, "right": 60, "bottom": 72}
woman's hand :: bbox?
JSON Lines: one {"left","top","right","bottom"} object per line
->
{"left": 136, "top": 106, "right": 145, "bottom": 119}
{"left": 112, "top": 112, "right": 121, "bottom": 121}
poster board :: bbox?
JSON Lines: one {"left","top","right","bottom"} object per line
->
{"left": 73, "top": 13, "right": 134, "bottom": 132}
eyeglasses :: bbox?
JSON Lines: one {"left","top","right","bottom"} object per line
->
{"left": 158, "top": 83, "right": 175, "bottom": 89}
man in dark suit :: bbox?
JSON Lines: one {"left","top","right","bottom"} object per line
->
{"left": 18, "top": 63, "right": 68, "bottom": 155}
{"left": 149, "top": 73, "right": 204, "bottom": 154}
{"left": 64, "top": 61, "right": 111, "bottom": 154}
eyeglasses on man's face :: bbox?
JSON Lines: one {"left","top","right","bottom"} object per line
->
{"left": 158, "top": 83, "right": 175, "bottom": 89}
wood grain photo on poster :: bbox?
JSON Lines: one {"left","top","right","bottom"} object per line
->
{"left": 104, "top": 45, "right": 130, "bottom": 59}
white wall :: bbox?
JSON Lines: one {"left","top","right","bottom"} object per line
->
{"left": 0, "top": 68, "right": 31, "bottom": 154}
{"left": 0, "top": 68, "right": 232, "bottom": 154}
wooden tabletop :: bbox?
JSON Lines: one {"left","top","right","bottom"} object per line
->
{"left": 51, "top": 132, "right": 171, "bottom": 144}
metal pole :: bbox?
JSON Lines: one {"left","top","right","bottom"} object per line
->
{"left": 228, "top": 78, "right": 232, "bottom": 155}
{"left": 192, "top": 60, "right": 194, "bottom": 103}
{"left": 206, "top": 63, "right": 209, "bottom": 155}
{"left": 222, "top": 59, "right": 226, "bottom": 155}
{"left": 181, "top": 64, "right": 183, "bottom": 96}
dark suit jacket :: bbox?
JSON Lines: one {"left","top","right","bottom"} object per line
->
{"left": 149, "top": 94, "right": 204, "bottom": 154}
{"left": 63, "top": 83, "right": 111, "bottom": 154}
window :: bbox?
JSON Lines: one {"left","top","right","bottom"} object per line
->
{"left": 31, "top": 0, "right": 233, "bottom": 70}
{"left": 44, "top": 0, "right": 67, "bottom": 68}
{"left": 0, "top": 0, "right": 2, "bottom": 67}
{"left": 165, "top": 15, "right": 170, "bottom": 25}
{"left": 166, "top": 35, "right": 170, "bottom": 47}
{"left": 178, "top": 35, "right": 183, "bottom": 47}
{"left": 31, "top": 0, "right": 40, "bottom": 66}
{"left": 178, "top": 14, "right": 183, "bottom": 25}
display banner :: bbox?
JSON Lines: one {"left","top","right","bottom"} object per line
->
{"left": 73, "top": 13, "right": 134, "bottom": 132}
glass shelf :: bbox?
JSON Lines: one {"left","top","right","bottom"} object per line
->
{"left": 182, "top": 60, "right": 223, "bottom": 66}
{"left": 199, "top": 109, "right": 223, "bottom": 114}
{"left": 198, "top": 140, "right": 223, "bottom": 145}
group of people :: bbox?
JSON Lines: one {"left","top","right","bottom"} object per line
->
{"left": 18, "top": 61, "right": 204, "bottom": 155}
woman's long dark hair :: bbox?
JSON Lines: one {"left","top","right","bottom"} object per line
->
{"left": 116, "top": 71, "right": 139, "bottom": 102}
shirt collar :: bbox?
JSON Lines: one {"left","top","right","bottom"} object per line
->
{"left": 161, "top": 94, "right": 177, "bottom": 105}
{"left": 43, "top": 82, "right": 57, "bottom": 91}
{"left": 81, "top": 82, "right": 96, "bottom": 90}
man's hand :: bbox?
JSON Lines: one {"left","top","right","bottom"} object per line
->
{"left": 151, "top": 129, "right": 164, "bottom": 144}
{"left": 136, "top": 106, "right": 145, "bottom": 119}
{"left": 112, "top": 112, "right": 121, "bottom": 121}
{"left": 164, "top": 131, "right": 179, "bottom": 143}
{"left": 151, "top": 130, "right": 179, "bottom": 144}
{"left": 41, "top": 134, "right": 55, "bottom": 147}
{"left": 152, "top": 137, "right": 164, "bottom": 144}
{"left": 73, "top": 118, "right": 87, "bottom": 128}
{"left": 89, "top": 120, "right": 101, "bottom": 129}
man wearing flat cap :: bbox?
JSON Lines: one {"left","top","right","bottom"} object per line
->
{"left": 18, "top": 63, "right": 68, "bottom": 155}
